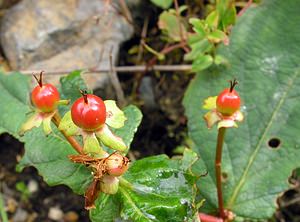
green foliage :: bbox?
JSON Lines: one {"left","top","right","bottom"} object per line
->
{"left": 150, "top": 0, "right": 173, "bottom": 9}
{"left": 58, "top": 70, "right": 88, "bottom": 114}
{"left": 15, "top": 181, "right": 31, "bottom": 201}
{"left": 0, "top": 71, "right": 200, "bottom": 221}
{"left": 90, "top": 150, "right": 199, "bottom": 222}
{"left": 158, "top": 6, "right": 188, "bottom": 43}
{"left": 185, "top": 0, "right": 236, "bottom": 72}
{"left": 184, "top": 0, "right": 300, "bottom": 220}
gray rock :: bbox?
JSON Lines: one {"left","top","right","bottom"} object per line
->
{"left": 12, "top": 208, "right": 28, "bottom": 222}
{"left": 0, "top": 0, "right": 134, "bottom": 89}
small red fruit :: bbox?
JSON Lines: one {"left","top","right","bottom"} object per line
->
{"left": 31, "top": 72, "right": 60, "bottom": 113}
{"left": 216, "top": 79, "right": 241, "bottom": 116}
{"left": 71, "top": 92, "right": 106, "bottom": 131}
{"left": 106, "top": 153, "right": 129, "bottom": 176}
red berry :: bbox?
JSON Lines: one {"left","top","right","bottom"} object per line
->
{"left": 71, "top": 94, "right": 106, "bottom": 131}
{"left": 216, "top": 80, "right": 241, "bottom": 116}
{"left": 105, "top": 153, "right": 129, "bottom": 176}
{"left": 31, "top": 83, "right": 60, "bottom": 113}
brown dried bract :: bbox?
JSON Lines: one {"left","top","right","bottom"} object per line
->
{"left": 68, "top": 152, "right": 129, "bottom": 209}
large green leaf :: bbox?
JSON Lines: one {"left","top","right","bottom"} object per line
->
{"left": 18, "top": 127, "right": 92, "bottom": 194}
{"left": 90, "top": 150, "right": 199, "bottom": 222}
{"left": 0, "top": 73, "right": 31, "bottom": 137}
{"left": 183, "top": 0, "right": 300, "bottom": 221}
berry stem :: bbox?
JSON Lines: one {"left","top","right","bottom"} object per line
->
{"left": 215, "top": 127, "right": 226, "bottom": 219}
{"left": 52, "top": 112, "right": 84, "bottom": 154}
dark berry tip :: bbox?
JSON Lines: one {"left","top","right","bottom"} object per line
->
{"left": 33, "top": 71, "right": 44, "bottom": 87}
{"left": 80, "top": 89, "right": 89, "bottom": 104}
{"left": 229, "top": 79, "right": 238, "bottom": 92}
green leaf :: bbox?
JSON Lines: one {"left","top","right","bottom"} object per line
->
{"left": 58, "top": 70, "right": 88, "bottom": 114}
{"left": 216, "top": 0, "right": 236, "bottom": 29}
{"left": 214, "top": 54, "right": 228, "bottom": 66}
{"left": 207, "top": 30, "right": 227, "bottom": 43}
{"left": 184, "top": 0, "right": 300, "bottom": 220}
{"left": 185, "top": 39, "right": 213, "bottom": 61}
{"left": 0, "top": 73, "right": 31, "bottom": 137}
{"left": 189, "top": 18, "right": 206, "bottom": 37}
{"left": 150, "top": 0, "right": 172, "bottom": 9}
{"left": 89, "top": 194, "right": 120, "bottom": 222}
{"left": 158, "top": 10, "right": 187, "bottom": 42}
{"left": 205, "top": 11, "right": 219, "bottom": 29}
{"left": 91, "top": 151, "right": 199, "bottom": 222}
{"left": 112, "top": 105, "right": 143, "bottom": 153}
{"left": 220, "top": 4, "right": 236, "bottom": 29}
{"left": 18, "top": 127, "right": 92, "bottom": 194}
{"left": 192, "top": 55, "right": 213, "bottom": 72}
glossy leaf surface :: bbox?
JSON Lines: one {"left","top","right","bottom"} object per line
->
{"left": 90, "top": 150, "right": 199, "bottom": 222}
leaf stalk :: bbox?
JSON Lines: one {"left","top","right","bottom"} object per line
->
{"left": 52, "top": 112, "right": 84, "bottom": 154}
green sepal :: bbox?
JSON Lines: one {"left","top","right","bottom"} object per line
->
{"left": 96, "top": 125, "right": 127, "bottom": 152}
{"left": 100, "top": 175, "right": 119, "bottom": 195}
{"left": 58, "top": 111, "right": 80, "bottom": 136}
{"left": 82, "top": 132, "right": 106, "bottom": 157}
{"left": 57, "top": 99, "right": 70, "bottom": 106}
{"left": 42, "top": 115, "right": 53, "bottom": 136}
{"left": 19, "top": 112, "right": 43, "bottom": 136}
{"left": 104, "top": 100, "right": 127, "bottom": 129}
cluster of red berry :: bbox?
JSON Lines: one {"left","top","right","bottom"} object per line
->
{"left": 24, "top": 72, "right": 129, "bottom": 209}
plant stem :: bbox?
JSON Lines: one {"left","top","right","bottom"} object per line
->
{"left": 215, "top": 127, "right": 226, "bottom": 219}
{"left": 52, "top": 112, "right": 84, "bottom": 154}
{"left": 18, "top": 65, "right": 193, "bottom": 75}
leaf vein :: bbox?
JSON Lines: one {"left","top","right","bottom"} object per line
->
{"left": 227, "top": 70, "right": 300, "bottom": 208}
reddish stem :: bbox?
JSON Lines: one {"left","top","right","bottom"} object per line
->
{"left": 237, "top": 0, "right": 253, "bottom": 17}
{"left": 215, "top": 127, "right": 226, "bottom": 218}
{"left": 148, "top": 42, "right": 188, "bottom": 67}
{"left": 52, "top": 113, "right": 84, "bottom": 154}
{"left": 199, "top": 213, "right": 223, "bottom": 222}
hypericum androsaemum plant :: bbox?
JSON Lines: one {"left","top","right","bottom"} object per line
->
{"left": 202, "top": 79, "right": 243, "bottom": 222}
{"left": 184, "top": 0, "right": 300, "bottom": 221}
{"left": 20, "top": 71, "right": 132, "bottom": 209}
{"left": 0, "top": 70, "right": 200, "bottom": 222}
